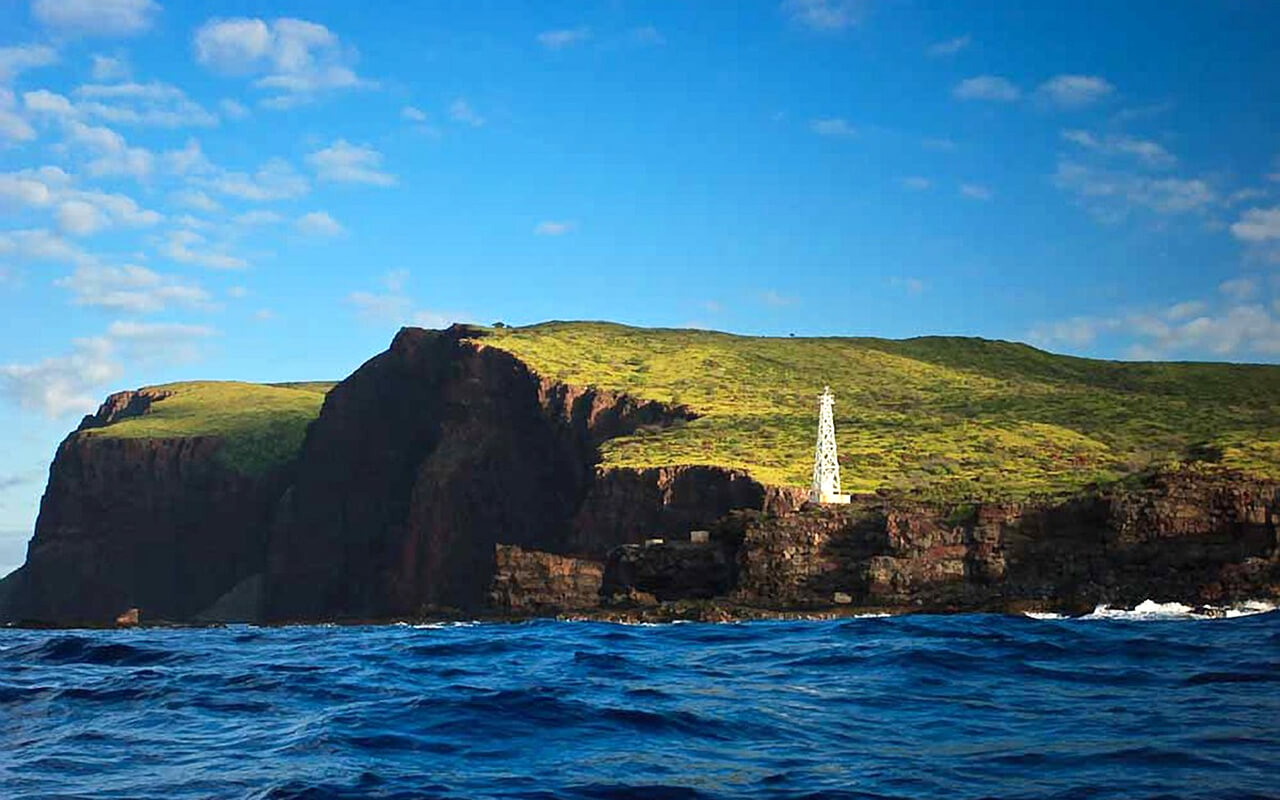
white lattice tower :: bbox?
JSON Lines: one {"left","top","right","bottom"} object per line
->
{"left": 810, "top": 386, "right": 850, "bottom": 504}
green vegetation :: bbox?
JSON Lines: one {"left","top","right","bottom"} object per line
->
{"left": 80, "top": 323, "right": 1280, "bottom": 498}
{"left": 478, "top": 322, "right": 1280, "bottom": 501}
{"left": 82, "top": 381, "right": 333, "bottom": 476}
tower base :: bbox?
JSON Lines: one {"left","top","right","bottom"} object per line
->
{"left": 809, "top": 490, "right": 851, "bottom": 504}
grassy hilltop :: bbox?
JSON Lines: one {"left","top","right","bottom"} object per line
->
{"left": 480, "top": 322, "right": 1280, "bottom": 500}
{"left": 79, "top": 381, "right": 333, "bottom": 475}
{"left": 83, "top": 323, "right": 1280, "bottom": 500}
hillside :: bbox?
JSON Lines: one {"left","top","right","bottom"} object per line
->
{"left": 478, "top": 322, "right": 1280, "bottom": 500}
{"left": 80, "top": 381, "right": 333, "bottom": 475}
{"left": 81, "top": 323, "right": 1280, "bottom": 500}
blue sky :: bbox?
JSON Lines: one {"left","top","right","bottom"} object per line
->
{"left": 1, "top": 0, "right": 1279, "bottom": 573}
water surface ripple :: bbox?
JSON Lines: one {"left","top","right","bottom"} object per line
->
{"left": 2, "top": 613, "right": 1278, "bottom": 799}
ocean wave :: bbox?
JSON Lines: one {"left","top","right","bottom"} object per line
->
{"left": 1084, "top": 599, "right": 1278, "bottom": 620}
{"left": 3, "top": 614, "right": 1277, "bottom": 799}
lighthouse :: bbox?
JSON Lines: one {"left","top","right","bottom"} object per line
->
{"left": 809, "top": 386, "right": 851, "bottom": 504}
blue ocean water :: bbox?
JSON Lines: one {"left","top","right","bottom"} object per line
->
{"left": 2, "top": 612, "right": 1278, "bottom": 800}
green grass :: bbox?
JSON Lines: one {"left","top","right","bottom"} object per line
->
{"left": 80, "top": 323, "right": 1280, "bottom": 499}
{"left": 476, "top": 322, "right": 1280, "bottom": 501}
{"left": 81, "top": 381, "right": 333, "bottom": 476}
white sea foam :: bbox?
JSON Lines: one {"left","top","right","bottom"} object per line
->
{"left": 1082, "top": 599, "right": 1278, "bottom": 621}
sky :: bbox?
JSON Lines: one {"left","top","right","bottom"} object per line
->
{"left": 1, "top": 0, "right": 1279, "bottom": 573}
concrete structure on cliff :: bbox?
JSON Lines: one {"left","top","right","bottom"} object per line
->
{"left": 810, "top": 386, "right": 851, "bottom": 504}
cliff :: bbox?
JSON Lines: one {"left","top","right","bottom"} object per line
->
{"left": 1, "top": 392, "right": 291, "bottom": 625}
{"left": 2, "top": 322, "right": 1279, "bottom": 626}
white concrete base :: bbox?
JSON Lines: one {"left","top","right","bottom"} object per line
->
{"left": 809, "top": 491, "right": 851, "bottom": 504}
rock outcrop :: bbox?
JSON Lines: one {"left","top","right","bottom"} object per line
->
{"left": 598, "top": 468, "right": 1280, "bottom": 614}
{"left": 488, "top": 545, "right": 603, "bottom": 612}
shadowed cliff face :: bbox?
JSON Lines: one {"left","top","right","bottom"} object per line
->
{"left": 265, "top": 326, "right": 718, "bottom": 620}
{"left": 7, "top": 432, "right": 283, "bottom": 625}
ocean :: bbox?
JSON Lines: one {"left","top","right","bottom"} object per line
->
{"left": 2, "top": 606, "right": 1278, "bottom": 799}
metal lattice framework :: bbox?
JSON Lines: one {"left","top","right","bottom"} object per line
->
{"left": 810, "top": 386, "right": 847, "bottom": 503}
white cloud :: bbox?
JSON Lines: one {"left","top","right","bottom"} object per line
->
{"left": 232, "top": 209, "right": 283, "bottom": 227}
{"left": 348, "top": 271, "right": 469, "bottom": 329}
{"left": 306, "top": 139, "right": 395, "bottom": 186}
{"left": 193, "top": 17, "right": 374, "bottom": 107}
{"left": 953, "top": 75, "right": 1020, "bottom": 102}
{"left": 0, "top": 88, "right": 36, "bottom": 142}
{"left": 65, "top": 120, "right": 154, "bottom": 180}
{"left": 90, "top": 54, "right": 130, "bottom": 82}
{"left": 1230, "top": 207, "right": 1280, "bottom": 242}
{"left": 33, "top": 0, "right": 160, "bottom": 37}
{"left": 538, "top": 27, "right": 591, "bottom": 49}
{"left": 219, "top": 98, "right": 248, "bottom": 119}
{"left": 782, "top": 0, "right": 862, "bottom": 31}
{"left": 1054, "top": 160, "right": 1216, "bottom": 221}
{"left": 1166, "top": 301, "right": 1207, "bottom": 321}
{"left": 105, "top": 320, "right": 216, "bottom": 365}
{"left": 1032, "top": 298, "right": 1280, "bottom": 360}
{"left": 73, "top": 81, "right": 218, "bottom": 127}
{"left": 162, "top": 138, "right": 213, "bottom": 176}
{"left": 534, "top": 220, "right": 574, "bottom": 236}
{"left": 1037, "top": 75, "right": 1115, "bottom": 108}
{"left": 1130, "top": 305, "right": 1280, "bottom": 358}
{"left": 0, "top": 227, "right": 93, "bottom": 265}
{"left": 56, "top": 199, "right": 106, "bottom": 235}
{"left": 927, "top": 35, "right": 970, "bottom": 57}
{"left": 55, "top": 263, "right": 210, "bottom": 312}
{"left": 1, "top": 318, "right": 216, "bottom": 417}
{"left": 295, "top": 210, "right": 344, "bottom": 237}
{"left": 206, "top": 158, "right": 308, "bottom": 201}
{"left": 1219, "top": 277, "right": 1257, "bottom": 301}
{"left": 2, "top": 163, "right": 165, "bottom": 235}
{"left": 171, "top": 188, "right": 220, "bottom": 212}
{"left": 1061, "top": 129, "right": 1175, "bottom": 168}
{"left": 810, "top": 118, "right": 856, "bottom": 138}
{"left": 348, "top": 289, "right": 410, "bottom": 322}
{"left": 401, "top": 105, "right": 427, "bottom": 122}
{"left": 960, "top": 183, "right": 993, "bottom": 200}
{"left": 23, "top": 88, "right": 76, "bottom": 116}
{"left": 0, "top": 335, "right": 118, "bottom": 417}
{"left": 1029, "top": 316, "right": 1110, "bottom": 348}
{"left": 0, "top": 169, "right": 160, "bottom": 235}
{"left": 449, "top": 98, "right": 484, "bottom": 127}
{"left": 161, "top": 229, "right": 247, "bottom": 269}
{"left": 0, "top": 44, "right": 58, "bottom": 82}
{"left": 902, "top": 176, "right": 931, "bottom": 191}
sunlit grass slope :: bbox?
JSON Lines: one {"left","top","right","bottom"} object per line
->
{"left": 82, "top": 381, "right": 334, "bottom": 475}
{"left": 479, "top": 322, "right": 1280, "bottom": 501}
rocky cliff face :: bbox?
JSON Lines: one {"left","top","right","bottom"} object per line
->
{"left": 263, "top": 326, "right": 768, "bottom": 620}
{"left": 3, "top": 399, "right": 285, "bottom": 625}
{"left": 488, "top": 545, "right": 603, "bottom": 613}
{"left": 599, "top": 468, "right": 1280, "bottom": 613}
{"left": 5, "top": 326, "right": 1277, "bottom": 626}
